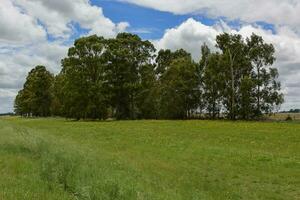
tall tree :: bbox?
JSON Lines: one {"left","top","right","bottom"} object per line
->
{"left": 156, "top": 49, "right": 199, "bottom": 119}
{"left": 14, "top": 65, "right": 53, "bottom": 117}
{"left": 247, "top": 33, "right": 278, "bottom": 117}
{"left": 14, "top": 89, "right": 30, "bottom": 116}
{"left": 216, "top": 33, "right": 251, "bottom": 120}
{"left": 159, "top": 54, "right": 200, "bottom": 119}
{"left": 202, "top": 52, "right": 223, "bottom": 119}
{"left": 15, "top": 32, "right": 283, "bottom": 121}
{"left": 196, "top": 44, "right": 211, "bottom": 116}
{"left": 105, "top": 33, "right": 156, "bottom": 119}
{"left": 61, "top": 35, "right": 108, "bottom": 120}
{"left": 259, "top": 67, "right": 284, "bottom": 115}
{"left": 135, "top": 63, "right": 159, "bottom": 119}
{"left": 51, "top": 74, "right": 65, "bottom": 116}
{"left": 239, "top": 75, "right": 256, "bottom": 119}
{"left": 155, "top": 49, "right": 191, "bottom": 77}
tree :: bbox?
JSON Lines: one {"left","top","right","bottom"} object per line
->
{"left": 246, "top": 33, "right": 279, "bottom": 117}
{"left": 201, "top": 51, "right": 223, "bottom": 119}
{"left": 60, "top": 35, "right": 109, "bottom": 120}
{"left": 216, "top": 33, "right": 251, "bottom": 120}
{"left": 156, "top": 49, "right": 199, "bottom": 119}
{"left": 15, "top": 32, "right": 283, "bottom": 121}
{"left": 14, "top": 89, "right": 30, "bottom": 116}
{"left": 155, "top": 49, "right": 191, "bottom": 77}
{"left": 259, "top": 67, "right": 284, "bottom": 115}
{"left": 51, "top": 74, "right": 65, "bottom": 116}
{"left": 159, "top": 54, "right": 200, "bottom": 119}
{"left": 14, "top": 65, "right": 53, "bottom": 117}
{"left": 136, "top": 63, "right": 159, "bottom": 119}
{"left": 239, "top": 75, "right": 256, "bottom": 119}
{"left": 105, "top": 33, "right": 156, "bottom": 119}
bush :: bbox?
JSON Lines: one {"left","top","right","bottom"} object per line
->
{"left": 285, "top": 115, "right": 293, "bottom": 121}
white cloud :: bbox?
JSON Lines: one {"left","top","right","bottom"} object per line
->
{"left": 121, "top": 0, "right": 300, "bottom": 32}
{"left": 13, "top": 0, "right": 129, "bottom": 38}
{"left": 0, "top": 0, "right": 46, "bottom": 44}
{"left": 154, "top": 18, "right": 219, "bottom": 59}
{"left": 0, "top": 0, "right": 299, "bottom": 112}
{"left": 0, "top": 0, "right": 129, "bottom": 113}
{"left": 121, "top": 0, "right": 300, "bottom": 109}
{"left": 154, "top": 18, "right": 300, "bottom": 110}
{"left": 0, "top": 41, "right": 69, "bottom": 112}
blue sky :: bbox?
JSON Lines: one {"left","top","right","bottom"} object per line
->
{"left": 0, "top": 0, "right": 300, "bottom": 113}
{"left": 92, "top": 0, "right": 218, "bottom": 40}
{"left": 90, "top": 0, "right": 277, "bottom": 40}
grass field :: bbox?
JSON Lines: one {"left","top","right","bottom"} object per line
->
{"left": 0, "top": 117, "right": 299, "bottom": 200}
{"left": 268, "top": 113, "right": 300, "bottom": 121}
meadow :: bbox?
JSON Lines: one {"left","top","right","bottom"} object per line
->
{"left": 0, "top": 117, "right": 299, "bottom": 200}
{"left": 268, "top": 113, "right": 300, "bottom": 121}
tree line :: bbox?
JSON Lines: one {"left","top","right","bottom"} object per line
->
{"left": 14, "top": 32, "right": 284, "bottom": 120}
{"left": 280, "top": 109, "right": 300, "bottom": 113}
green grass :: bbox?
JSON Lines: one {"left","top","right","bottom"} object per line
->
{"left": 0, "top": 117, "right": 299, "bottom": 200}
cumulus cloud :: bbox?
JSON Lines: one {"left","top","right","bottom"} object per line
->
{"left": 0, "top": 0, "right": 129, "bottom": 113}
{"left": 0, "top": 0, "right": 46, "bottom": 44}
{"left": 154, "top": 18, "right": 300, "bottom": 110}
{"left": 121, "top": 0, "right": 300, "bottom": 32}
{"left": 154, "top": 18, "right": 219, "bottom": 59}
{"left": 0, "top": 0, "right": 299, "bottom": 112}
{"left": 13, "top": 0, "right": 129, "bottom": 38}
{"left": 0, "top": 42, "right": 69, "bottom": 112}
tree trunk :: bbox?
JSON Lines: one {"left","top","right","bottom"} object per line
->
{"left": 257, "top": 64, "right": 261, "bottom": 116}
{"left": 229, "top": 51, "right": 236, "bottom": 120}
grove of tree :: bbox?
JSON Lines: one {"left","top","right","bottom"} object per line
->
{"left": 15, "top": 33, "right": 284, "bottom": 120}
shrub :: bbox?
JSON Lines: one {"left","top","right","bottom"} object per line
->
{"left": 285, "top": 115, "right": 293, "bottom": 121}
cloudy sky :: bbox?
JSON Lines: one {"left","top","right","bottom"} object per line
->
{"left": 1, "top": 0, "right": 300, "bottom": 113}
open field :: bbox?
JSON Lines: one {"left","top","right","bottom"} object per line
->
{"left": 268, "top": 113, "right": 300, "bottom": 121}
{"left": 0, "top": 117, "right": 299, "bottom": 200}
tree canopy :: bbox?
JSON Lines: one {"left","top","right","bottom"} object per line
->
{"left": 15, "top": 33, "right": 284, "bottom": 120}
{"left": 15, "top": 65, "right": 54, "bottom": 117}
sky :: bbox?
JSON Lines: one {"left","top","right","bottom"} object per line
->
{"left": 0, "top": 0, "right": 300, "bottom": 113}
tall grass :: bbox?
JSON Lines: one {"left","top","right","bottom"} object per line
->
{"left": 0, "top": 121, "right": 138, "bottom": 200}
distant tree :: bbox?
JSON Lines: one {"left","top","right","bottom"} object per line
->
{"left": 156, "top": 49, "right": 199, "bottom": 119}
{"left": 155, "top": 49, "right": 191, "bottom": 77}
{"left": 239, "top": 75, "right": 256, "bottom": 119}
{"left": 196, "top": 44, "right": 211, "bottom": 116}
{"left": 14, "top": 89, "right": 29, "bottom": 116}
{"left": 288, "top": 109, "right": 300, "bottom": 113}
{"left": 259, "top": 67, "right": 284, "bottom": 114}
{"left": 247, "top": 34, "right": 283, "bottom": 117}
{"left": 105, "top": 33, "right": 156, "bottom": 119}
{"left": 201, "top": 51, "right": 223, "bottom": 119}
{"left": 136, "top": 63, "right": 159, "bottom": 119}
{"left": 216, "top": 33, "right": 251, "bottom": 120}
{"left": 51, "top": 74, "right": 65, "bottom": 116}
{"left": 15, "top": 32, "right": 284, "bottom": 121}
{"left": 159, "top": 54, "right": 200, "bottom": 119}
{"left": 14, "top": 65, "right": 53, "bottom": 117}
{"left": 60, "top": 35, "right": 109, "bottom": 120}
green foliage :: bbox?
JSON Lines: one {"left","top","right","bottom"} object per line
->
{"left": 105, "top": 33, "right": 156, "bottom": 119}
{"left": 200, "top": 33, "right": 283, "bottom": 120}
{"left": 15, "top": 32, "right": 284, "bottom": 120}
{"left": 60, "top": 35, "right": 109, "bottom": 120}
{"left": 159, "top": 55, "right": 200, "bottom": 119}
{"left": 14, "top": 65, "right": 54, "bottom": 117}
{"left": 215, "top": 33, "right": 251, "bottom": 120}
{"left": 201, "top": 51, "right": 223, "bottom": 119}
